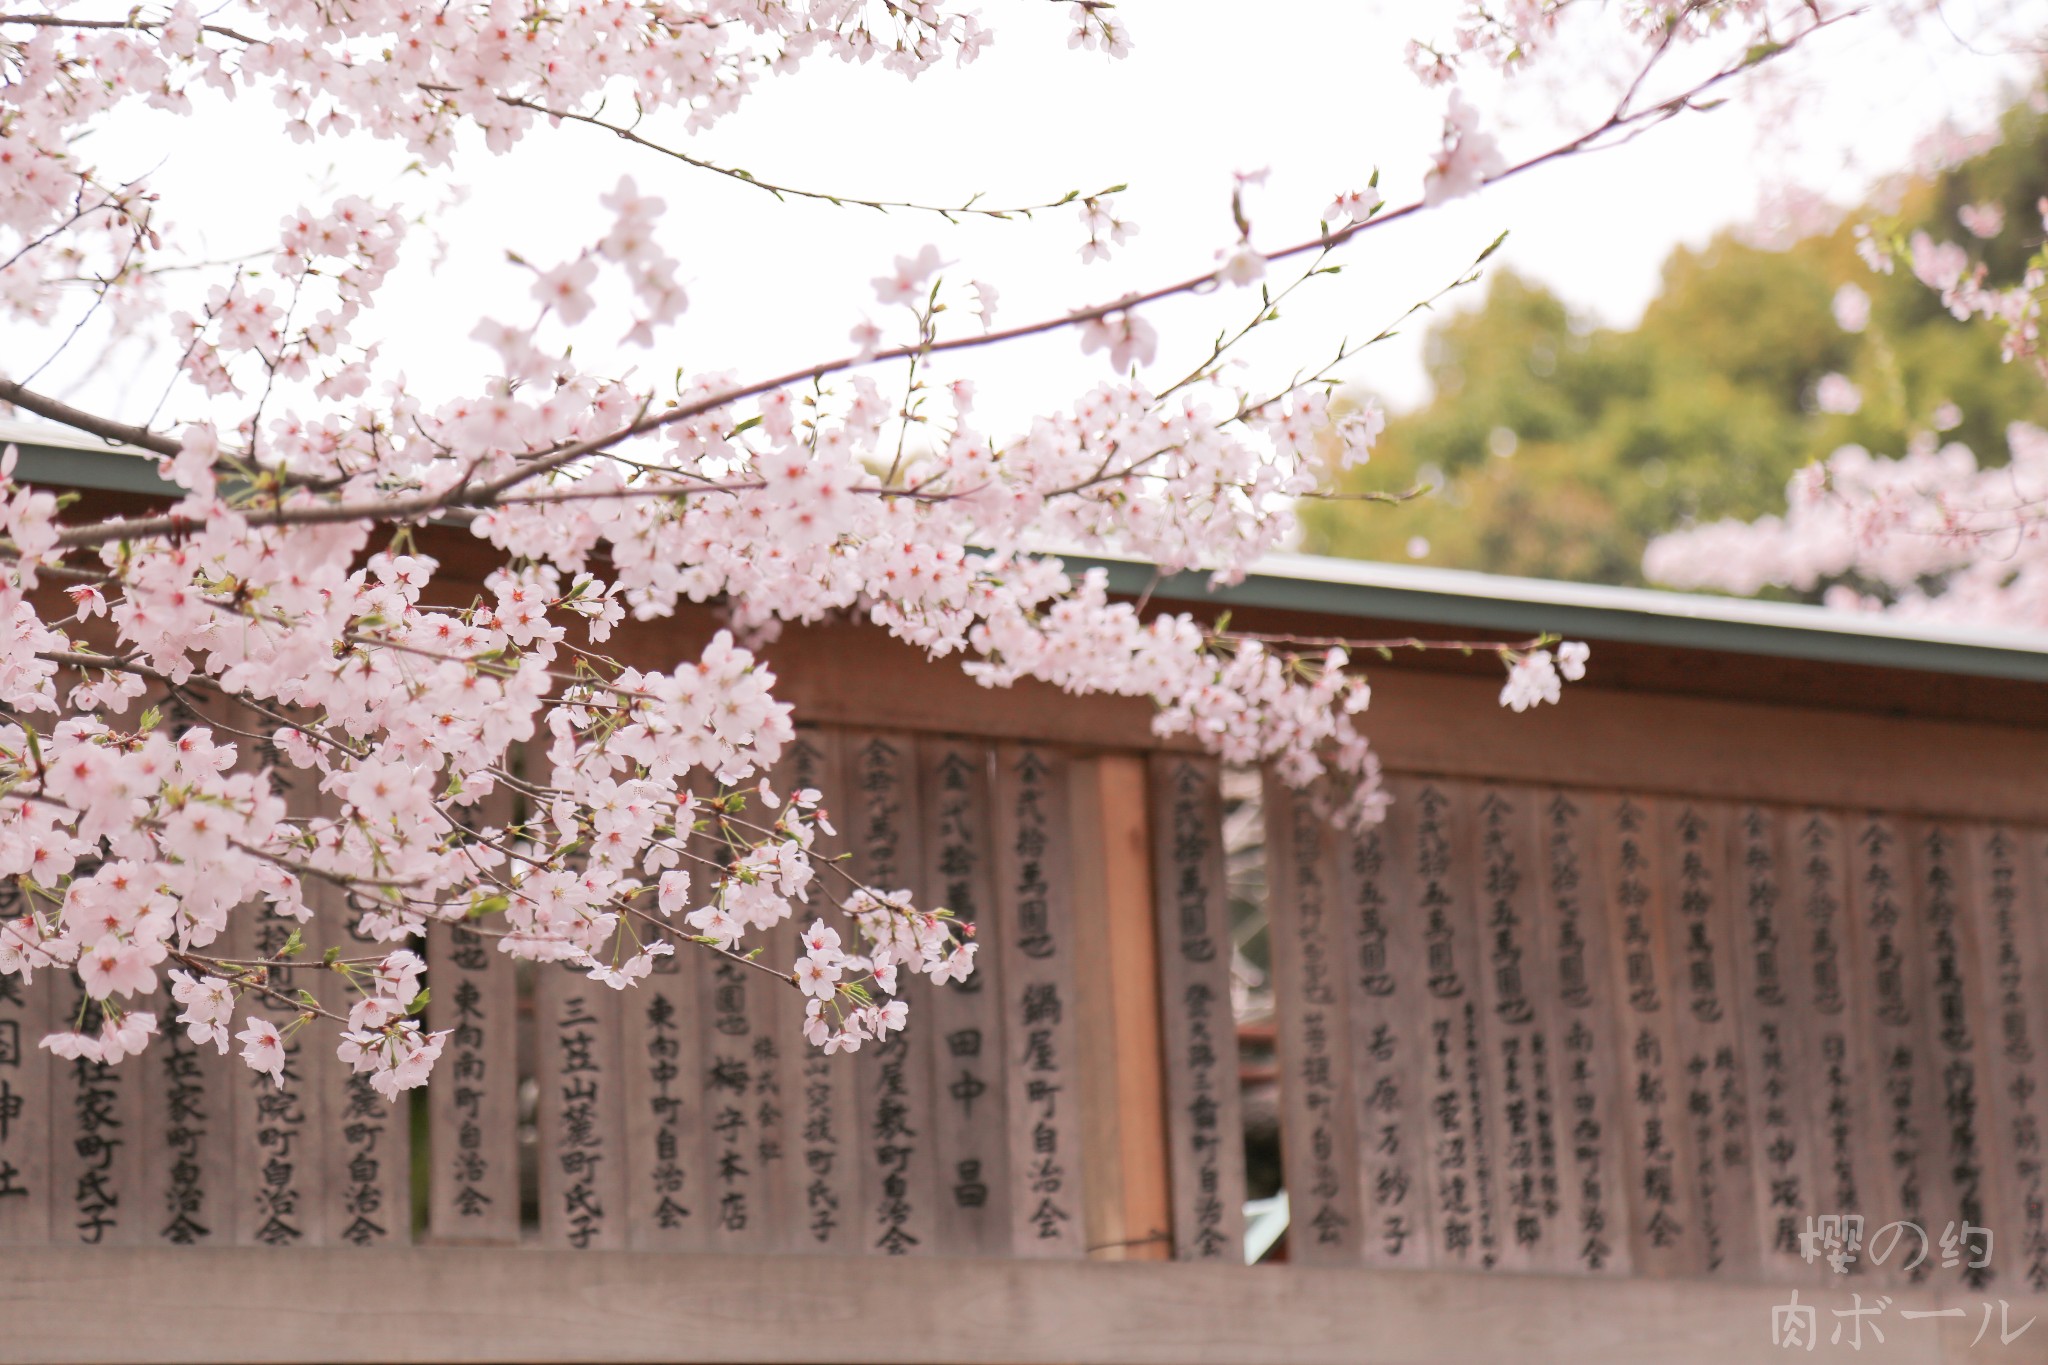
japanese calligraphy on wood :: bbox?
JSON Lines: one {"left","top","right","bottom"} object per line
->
{"left": 1147, "top": 755, "right": 1246, "bottom": 1263}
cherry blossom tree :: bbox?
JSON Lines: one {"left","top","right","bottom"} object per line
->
{"left": 0, "top": 0, "right": 1872, "bottom": 1091}
{"left": 1646, "top": 196, "right": 2048, "bottom": 627}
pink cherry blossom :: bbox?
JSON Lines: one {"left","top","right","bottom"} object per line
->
{"left": 237, "top": 1017, "right": 288, "bottom": 1088}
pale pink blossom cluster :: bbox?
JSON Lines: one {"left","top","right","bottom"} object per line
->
{"left": 1423, "top": 92, "right": 1505, "bottom": 207}
{"left": 0, "top": 0, "right": 1679, "bottom": 1094}
{"left": 1648, "top": 197, "right": 2048, "bottom": 628}
{"left": 794, "top": 904, "right": 971, "bottom": 1054}
{"left": 1645, "top": 425, "right": 2048, "bottom": 627}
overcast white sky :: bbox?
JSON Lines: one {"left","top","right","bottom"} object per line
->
{"left": 11, "top": 0, "right": 2044, "bottom": 437}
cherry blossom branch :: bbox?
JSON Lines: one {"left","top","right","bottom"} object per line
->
{"left": 492, "top": 92, "right": 1124, "bottom": 223}
{"left": 15, "top": 2, "right": 1856, "bottom": 558}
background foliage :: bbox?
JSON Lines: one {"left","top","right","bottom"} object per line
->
{"left": 1301, "top": 95, "right": 2048, "bottom": 590}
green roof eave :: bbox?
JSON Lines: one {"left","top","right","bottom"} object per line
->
{"left": 1062, "top": 550, "right": 2048, "bottom": 685}
{"left": 11, "top": 429, "right": 2047, "bottom": 684}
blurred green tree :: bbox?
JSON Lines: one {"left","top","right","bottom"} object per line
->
{"left": 1300, "top": 95, "right": 2048, "bottom": 588}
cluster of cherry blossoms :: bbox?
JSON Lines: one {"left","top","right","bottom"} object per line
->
{"left": 1648, "top": 197, "right": 2048, "bottom": 628}
{"left": 13, "top": 0, "right": 1864, "bottom": 1098}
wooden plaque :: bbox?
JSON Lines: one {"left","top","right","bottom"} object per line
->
{"left": 0, "top": 927, "right": 54, "bottom": 1246}
{"left": 1532, "top": 789, "right": 1632, "bottom": 1276}
{"left": 1725, "top": 804, "right": 1822, "bottom": 1280}
{"left": 1147, "top": 755, "right": 1247, "bottom": 1263}
{"left": 621, "top": 933, "right": 707, "bottom": 1250}
{"left": 1264, "top": 774, "right": 1363, "bottom": 1266}
{"left": 844, "top": 731, "right": 940, "bottom": 1256}
{"left": 1392, "top": 776, "right": 1508, "bottom": 1271}
{"left": 139, "top": 975, "right": 233, "bottom": 1247}
{"left": 1591, "top": 793, "right": 1700, "bottom": 1277}
{"left": 1841, "top": 813, "right": 1940, "bottom": 1285}
{"left": 1967, "top": 825, "right": 2048, "bottom": 1295}
{"left": 426, "top": 785, "right": 522, "bottom": 1246}
{"left": 1903, "top": 821, "right": 2001, "bottom": 1289}
{"left": 992, "top": 745, "right": 1088, "bottom": 1258}
{"left": 534, "top": 970, "right": 626, "bottom": 1250}
{"left": 1466, "top": 782, "right": 1570, "bottom": 1272}
{"left": 918, "top": 738, "right": 1012, "bottom": 1256}
{"left": 1652, "top": 801, "right": 1759, "bottom": 1279}
{"left": 49, "top": 971, "right": 145, "bottom": 1246}
{"left": 773, "top": 728, "right": 862, "bottom": 1254}
{"left": 229, "top": 890, "right": 327, "bottom": 1248}
{"left": 1337, "top": 806, "right": 1434, "bottom": 1269}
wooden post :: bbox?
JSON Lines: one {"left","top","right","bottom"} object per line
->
{"left": 1069, "top": 752, "right": 1171, "bottom": 1263}
{"left": 1148, "top": 755, "right": 1246, "bottom": 1264}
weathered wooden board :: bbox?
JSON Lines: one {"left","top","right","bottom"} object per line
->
{"left": 425, "top": 915, "right": 520, "bottom": 1245}
{"left": 918, "top": 738, "right": 1011, "bottom": 1256}
{"left": 699, "top": 945, "right": 778, "bottom": 1251}
{"left": 1724, "top": 804, "right": 1821, "bottom": 1280}
{"left": 52, "top": 971, "right": 146, "bottom": 1247}
{"left": 843, "top": 731, "right": 941, "bottom": 1256}
{"left": 309, "top": 847, "right": 412, "bottom": 1250}
{"left": 1263, "top": 774, "right": 1362, "bottom": 1266}
{"left": 425, "top": 783, "right": 522, "bottom": 1246}
{"left": 1842, "top": 813, "right": 1941, "bottom": 1286}
{"left": 620, "top": 924, "right": 706, "bottom": 1251}
{"left": 993, "top": 745, "right": 1088, "bottom": 1259}
{"left": 1531, "top": 789, "right": 1632, "bottom": 1276}
{"left": 138, "top": 980, "right": 234, "bottom": 1248}
{"left": 1904, "top": 821, "right": 2002, "bottom": 1290}
{"left": 1336, "top": 803, "right": 1434, "bottom": 1269}
{"left": 1653, "top": 801, "right": 1759, "bottom": 1279}
{"left": 1967, "top": 824, "right": 2048, "bottom": 1295}
{"left": 1781, "top": 809, "right": 1876, "bottom": 1283}
{"left": 1592, "top": 793, "right": 1700, "bottom": 1277}
{"left": 1387, "top": 775, "right": 1508, "bottom": 1270}
{"left": 1147, "top": 755, "right": 1246, "bottom": 1264}
{"left": 0, "top": 917, "right": 53, "bottom": 1246}
{"left": 229, "top": 863, "right": 327, "bottom": 1249}
{"left": 534, "top": 970, "right": 626, "bottom": 1250}
{"left": 772, "top": 728, "right": 863, "bottom": 1254}
{"left": 1466, "top": 782, "right": 1569, "bottom": 1272}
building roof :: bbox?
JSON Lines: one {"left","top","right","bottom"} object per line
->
{"left": 10, "top": 416, "right": 2048, "bottom": 683}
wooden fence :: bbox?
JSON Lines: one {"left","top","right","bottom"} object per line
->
{"left": 0, "top": 729, "right": 1245, "bottom": 1265}
{"left": 1265, "top": 771, "right": 2048, "bottom": 1294}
